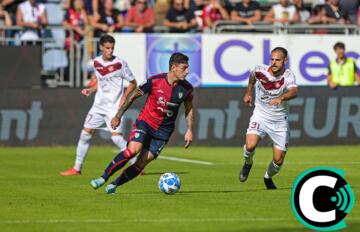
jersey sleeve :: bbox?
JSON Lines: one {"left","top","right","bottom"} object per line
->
{"left": 285, "top": 71, "right": 297, "bottom": 89}
{"left": 139, "top": 78, "right": 152, "bottom": 94}
{"left": 251, "top": 65, "right": 263, "bottom": 80}
{"left": 121, "top": 61, "right": 135, "bottom": 82}
{"left": 185, "top": 87, "right": 194, "bottom": 102}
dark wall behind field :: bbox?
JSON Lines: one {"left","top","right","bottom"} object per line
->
{"left": 1, "top": 87, "right": 359, "bottom": 146}
{"left": 0, "top": 46, "right": 41, "bottom": 89}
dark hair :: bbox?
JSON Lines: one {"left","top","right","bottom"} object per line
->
{"left": 100, "top": 34, "right": 115, "bottom": 45}
{"left": 271, "top": 47, "right": 288, "bottom": 58}
{"left": 333, "top": 42, "right": 345, "bottom": 50}
{"left": 169, "top": 52, "right": 189, "bottom": 70}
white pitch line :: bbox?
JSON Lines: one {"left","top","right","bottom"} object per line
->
{"left": 1, "top": 217, "right": 359, "bottom": 224}
{"left": 158, "top": 156, "right": 213, "bottom": 165}
{"left": 112, "top": 149, "right": 213, "bottom": 165}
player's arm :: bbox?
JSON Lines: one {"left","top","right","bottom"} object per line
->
{"left": 81, "top": 74, "right": 97, "bottom": 96}
{"left": 269, "top": 87, "right": 298, "bottom": 106}
{"left": 243, "top": 72, "right": 256, "bottom": 107}
{"left": 119, "top": 79, "right": 137, "bottom": 108}
{"left": 111, "top": 87, "right": 144, "bottom": 129}
{"left": 184, "top": 99, "right": 193, "bottom": 149}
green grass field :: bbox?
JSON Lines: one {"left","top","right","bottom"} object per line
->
{"left": 0, "top": 146, "right": 359, "bottom": 232}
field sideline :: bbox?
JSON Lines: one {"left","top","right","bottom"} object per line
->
{"left": 0, "top": 146, "right": 359, "bottom": 232}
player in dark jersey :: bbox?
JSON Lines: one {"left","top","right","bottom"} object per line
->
{"left": 90, "top": 52, "right": 194, "bottom": 194}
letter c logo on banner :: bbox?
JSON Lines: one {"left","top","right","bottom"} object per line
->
{"left": 214, "top": 40, "right": 252, "bottom": 82}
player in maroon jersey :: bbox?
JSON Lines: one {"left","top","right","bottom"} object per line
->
{"left": 90, "top": 52, "right": 194, "bottom": 194}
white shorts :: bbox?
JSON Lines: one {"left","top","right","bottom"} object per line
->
{"left": 246, "top": 114, "right": 290, "bottom": 151}
{"left": 83, "top": 105, "right": 125, "bottom": 134}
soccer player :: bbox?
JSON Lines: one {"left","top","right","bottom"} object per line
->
{"left": 60, "top": 34, "right": 137, "bottom": 176}
{"left": 90, "top": 52, "right": 194, "bottom": 194}
{"left": 239, "top": 47, "right": 298, "bottom": 189}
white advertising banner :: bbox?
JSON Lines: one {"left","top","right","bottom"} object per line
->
{"left": 113, "top": 33, "right": 147, "bottom": 85}
{"left": 202, "top": 34, "right": 360, "bottom": 86}
{"left": 112, "top": 33, "right": 360, "bottom": 87}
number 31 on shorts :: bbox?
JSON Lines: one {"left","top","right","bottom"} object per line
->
{"left": 250, "top": 122, "right": 260, "bottom": 130}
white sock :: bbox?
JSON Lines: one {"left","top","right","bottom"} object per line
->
{"left": 264, "top": 161, "right": 281, "bottom": 179}
{"left": 74, "top": 130, "right": 92, "bottom": 171}
{"left": 243, "top": 145, "right": 255, "bottom": 165}
{"left": 111, "top": 135, "right": 127, "bottom": 151}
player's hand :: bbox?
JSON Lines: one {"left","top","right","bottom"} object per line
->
{"left": 184, "top": 130, "right": 193, "bottom": 149}
{"left": 269, "top": 97, "right": 283, "bottom": 106}
{"left": 81, "top": 88, "right": 91, "bottom": 96}
{"left": 111, "top": 117, "right": 121, "bottom": 130}
{"left": 243, "top": 94, "right": 252, "bottom": 107}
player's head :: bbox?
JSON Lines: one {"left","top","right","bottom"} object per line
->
{"left": 333, "top": 42, "right": 345, "bottom": 59}
{"left": 169, "top": 52, "right": 189, "bottom": 81}
{"left": 100, "top": 34, "right": 115, "bottom": 60}
{"left": 270, "top": 47, "right": 288, "bottom": 75}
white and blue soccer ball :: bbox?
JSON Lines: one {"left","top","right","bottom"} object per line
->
{"left": 158, "top": 172, "right": 181, "bottom": 194}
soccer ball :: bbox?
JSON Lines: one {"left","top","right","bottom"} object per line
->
{"left": 158, "top": 172, "right": 181, "bottom": 194}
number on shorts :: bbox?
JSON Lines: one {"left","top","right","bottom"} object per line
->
{"left": 250, "top": 122, "right": 260, "bottom": 130}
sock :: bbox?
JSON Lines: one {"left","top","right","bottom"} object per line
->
{"left": 264, "top": 161, "right": 281, "bottom": 179}
{"left": 243, "top": 145, "right": 255, "bottom": 165}
{"left": 111, "top": 135, "right": 127, "bottom": 151}
{"left": 112, "top": 164, "right": 143, "bottom": 186}
{"left": 74, "top": 130, "right": 92, "bottom": 171}
{"left": 101, "top": 148, "right": 134, "bottom": 181}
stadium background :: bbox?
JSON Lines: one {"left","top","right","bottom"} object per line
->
{"left": 0, "top": 0, "right": 360, "bottom": 231}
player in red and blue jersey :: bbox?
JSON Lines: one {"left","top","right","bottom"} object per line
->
{"left": 90, "top": 52, "right": 194, "bottom": 194}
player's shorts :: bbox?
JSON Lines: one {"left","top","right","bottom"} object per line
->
{"left": 83, "top": 105, "right": 124, "bottom": 134}
{"left": 128, "top": 120, "right": 168, "bottom": 158}
{"left": 246, "top": 114, "right": 290, "bottom": 151}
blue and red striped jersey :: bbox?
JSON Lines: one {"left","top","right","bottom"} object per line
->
{"left": 137, "top": 73, "right": 193, "bottom": 139}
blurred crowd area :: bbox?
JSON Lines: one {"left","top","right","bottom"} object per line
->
{"left": 0, "top": 0, "right": 359, "bottom": 87}
{"left": 1, "top": 0, "right": 359, "bottom": 39}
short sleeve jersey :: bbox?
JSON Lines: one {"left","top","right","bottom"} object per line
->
{"left": 137, "top": 73, "right": 193, "bottom": 138}
{"left": 252, "top": 64, "right": 297, "bottom": 121}
{"left": 92, "top": 55, "right": 135, "bottom": 110}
